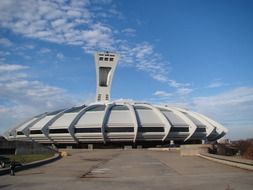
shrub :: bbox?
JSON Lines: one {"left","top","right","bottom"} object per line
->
{"left": 235, "top": 139, "right": 253, "bottom": 159}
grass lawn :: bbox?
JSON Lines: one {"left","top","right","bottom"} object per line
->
{"left": 8, "top": 153, "right": 55, "bottom": 164}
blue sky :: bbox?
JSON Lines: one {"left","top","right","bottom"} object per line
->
{"left": 0, "top": 0, "right": 253, "bottom": 140}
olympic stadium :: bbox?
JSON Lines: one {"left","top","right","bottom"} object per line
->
{"left": 4, "top": 52, "right": 228, "bottom": 147}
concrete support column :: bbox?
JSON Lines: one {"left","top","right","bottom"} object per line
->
{"left": 88, "top": 144, "right": 93, "bottom": 150}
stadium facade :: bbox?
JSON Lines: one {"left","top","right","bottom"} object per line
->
{"left": 5, "top": 52, "right": 228, "bottom": 147}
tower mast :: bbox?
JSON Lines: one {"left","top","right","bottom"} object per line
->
{"left": 94, "top": 52, "right": 120, "bottom": 102}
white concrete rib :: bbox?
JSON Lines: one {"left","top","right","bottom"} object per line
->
{"left": 39, "top": 109, "right": 69, "bottom": 143}
{"left": 194, "top": 112, "right": 228, "bottom": 135}
{"left": 6, "top": 101, "right": 228, "bottom": 144}
{"left": 153, "top": 105, "right": 173, "bottom": 141}
{"left": 190, "top": 111, "right": 215, "bottom": 137}
{"left": 101, "top": 103, "right": 114, "bottom": 144}
{"left": 177, "top": 109, "right": 215, "bottom": 138}
{"left": 66, "top": 106, "right": 88, "bottom": 143}
{"left": 167, "top": 107, "right": 197, "bottom": 142}
{"left": 124, "top": 102, "right": 139, "bottom": 143}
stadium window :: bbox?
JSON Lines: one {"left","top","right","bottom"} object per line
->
{"left": 75, "top": 128, "right": 101, "bottom": 133}
{"left": 159, "top": 108, "right": 172, "bottom": 112}
{"left": 196, "top": 128, "right": 206, "bottom": 132}
{"left": 134, "top": 105, "right": 152, "bottom": 110}
{"left": 105, "top": 127, "right": 134, "bottom": 133}
{"left": 47, "top": 109, "right": 64, "bottom": 116}
{"left": 170, "top": 127, "right": 189, "bottom": 132}
{"left": 30, "top": 130, "right": 43, "bottom": 134}
{"left": 64, "top": 105, "right": 86, "bottom": 113}
{"left": 99, "top": 67, "right": 111, "bottom": 87}
{"left": 17, "top": 131, "right": 24, "bottom": 135}
{"left": 97, "top": 94, "right": 101, "bottom": 101}
{"left": 111, "top": 105, "right": 129, "bottom": 111}
{"left": 104, "top": 57, "right": 109, "bottom": 61}
{"left": 49, "top": 129, "right": 69, "bottom": 134}
{"left": 109, "top": 57, "right": 114, "bottom": 61}
{"left": 99, "top": 57, "right": 103, "bottom": 61}
{"left": 87, "top": 105, "right": 106, "bottom": 111}
{"left": 138, "top": 127, "right": 164, "bottom": 132}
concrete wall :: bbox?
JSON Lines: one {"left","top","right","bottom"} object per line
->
{"left": 180, "top": 144, "right": 212, "bottom": 156}
{"left": 0, "top": 136, "right": 55, "bottom": 155}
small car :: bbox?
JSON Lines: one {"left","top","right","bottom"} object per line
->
{"left": 0, "top": 156, "right": 11, "bottom": 168}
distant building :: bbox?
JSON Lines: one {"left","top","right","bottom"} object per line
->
{"left": 4, "top": 52, "right": 228, "bottom": 147}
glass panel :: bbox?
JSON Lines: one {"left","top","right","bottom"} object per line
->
{"left": 105, "top": 127, "right": 134, "bottom": 133}
{"left": 138, "top": 127, "right": 164, "bottom": 132}
{"left": 196, "top": 128, "right": 206, "bottom": 132}
{"left": 111, "top": 105, "right": 129, "bottom": 111}
{"left": 159, "top": 108, "right": 172, "bottom": 112}
{"left": 64, "top": 105, "right": 86, "bottom": 113}
{"left": 49, "top": 129, "right": 69, "bottom": 134}
{"left": 75, "top": 128, "right": 101, "bottom": 133}
{"left": 47, "top": 109, "right": 65, "bottom": 116}
{"left": 170, "top": 127, "right": 189, "bottom": 132}
{"left": 17, "top": 131, "right": 24, "bottom": 135}
{"left": 99, "top": 67, "right": 111, "bottom": 87}
{"left": 134, "top": 105, "right": 152, "bottom": 110}
{"left": 86, "top": 105, "right": 106, "bottom": 112}
{"left": 30, "top": 130, "right": 43, "bottom": 134}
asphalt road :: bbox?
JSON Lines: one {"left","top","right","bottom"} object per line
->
{"left": 0, "top": 149, "right": 252, "bottom": 190}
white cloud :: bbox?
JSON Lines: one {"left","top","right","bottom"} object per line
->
{"left": 207, "top": 82, "right": 223, "bottom": 88}
{"left": 192, "top": 87, "right": 253, "bottom": 139}
{"left": 117, "top": 42, "right": 194, "bottom": 97}
{"left": 207, "top": 81, "right": 225, "bottom": 88}
{"left": 122, "top": 28, "right": 136, "bottom": 37}
{"left": 0, "top": 64, "right": 90, "bottom": 134}
{"left": 150, "top": 87, "right": 253, "bottom": 139}
{"left": 67, "top": 10, "right": 82, "bottom": 17}
{"left": 153, "top": 91, "right": 172, "bottom": 97}
{"left": 176, "top": 87, "right": 193, "bottom": 96}
{"left": 168, "top": 79, "right": 190, "bottom": 88}
{"left": 0, "top": 0, "right": 198, "bottom": 134}
{"left": 0, "top": 0, "right": 190, "bottom": 98}
{"left": 0, "top": 37, "right": 13, "bottom": 46}
{"left": 0, "top": 51, "right": 10, "bottom": 57}
{"left": 152, "top": 74, "right": 168, "bottom": 82}
{"left": 56, "top": 52, "right": 64, "bottom": 59}
{"left": 0, "top": 72, "right": 28, "bottom": 82}
{"left": 39, "top": 48, "right": 51, "bottom": 54}
{"left": 0, "top": 0, "right": 115, "bottom": 51}
{"left": 0, "top": 64, "right": 29, "bottom": 72}
{"left": 194, "top": 87, "right": 253, "bottom": 107}
{"left": 51, "top": 18, "right": 66, "bottom": 28}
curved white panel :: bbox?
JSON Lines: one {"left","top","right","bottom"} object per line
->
{"left": 194, "top": 112, "right": 228, "bottom": 135}
{"left": 134, "top": 104, "right": 163, "bottom": 126}
{"left": 167, "top": 107, "right": 197, "bottom": 142}
{"left": 190, "top": 111, "right": 215, "bottom": 137}
{"left": 7, "top": 101, "right": 228, "bottom": 144}
{"left": 125, "top": 103, "right": 139, "bottom": 143}
{"left": 149, "top": 105, "right": 173, "bottom": 141}
{"left": 101, "top": 103, "right": 115, "bottom": 143}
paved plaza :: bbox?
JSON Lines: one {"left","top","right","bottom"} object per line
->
{"left": 0, "top": 149, "right": 252, "bottom": 190}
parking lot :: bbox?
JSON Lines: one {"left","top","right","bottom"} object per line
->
{"left": 0, "top": 149, "right": 253, "bottom": 190}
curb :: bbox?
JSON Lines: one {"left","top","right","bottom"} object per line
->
{"left": 147, "top": 148, "right": 180, "bottom": 151}
{"left": 199, "top": 153, "right": 253, "bottom": 171}
{"left": 0, "top": 153, "right": 61, "bottom": 176}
